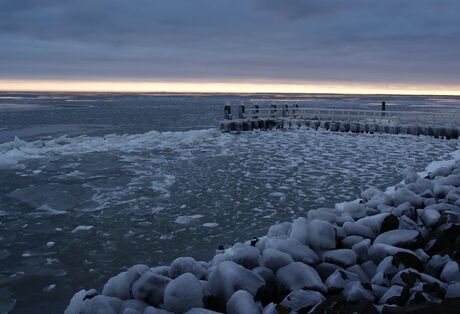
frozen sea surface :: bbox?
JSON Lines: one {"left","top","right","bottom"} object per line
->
{"left": 0, "top": 93, "right": 459, "bottom": 313}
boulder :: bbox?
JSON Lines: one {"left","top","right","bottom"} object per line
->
{"left": 226, "top": 290, "right": 260, "bottom": 314}
{"left": 276, "top": 262, "right": 326, "bottom": 293}
{"left": 169, "top": 257, "right": 206, "bottom": 279}
{"left": 163, "top": 273, "right": 204, "bottom": 313}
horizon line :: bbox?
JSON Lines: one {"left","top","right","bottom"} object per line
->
{"left": 1, "top": 79, "right": 460, "bottom": 96}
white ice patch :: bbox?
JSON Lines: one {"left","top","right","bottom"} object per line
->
{"left": 71, "top": 225, "right": 94, "bottom": 233}
{"left": 0, "top": 129, "right": 219, "bottom": 169}
{"left": 174, "top": 215, "right": 204, "bottom": 224}
{"left": 202, "top": 223, "right": 219, "bottom": 228}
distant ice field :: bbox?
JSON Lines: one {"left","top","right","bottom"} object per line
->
{"left": 0, "top": 92, "right": 459, "bottom": 313}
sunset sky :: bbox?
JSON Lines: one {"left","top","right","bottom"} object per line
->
{"left": 1, "top": 0, "right": 459, "bottom": 94}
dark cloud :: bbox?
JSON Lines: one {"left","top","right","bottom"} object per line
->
{"left": 0, "top": 0, "right": 459, "bottom": 85}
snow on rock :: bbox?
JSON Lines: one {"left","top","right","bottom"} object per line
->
{"left": 267, "top": 222, "right": 291, "bottom": 238}
{"left": 392, "top": 188, "right": 424, "bottom": 208}
{"left": 184, "top": 309, "right": 222, "bottom": 314}
{"left": 102, "top": 265, "right": 149, "bottom": 300}
{"left": 226, "top": 290, "right": 260, "bottom": 314}
{"left": 259, "top": 248, "right": 293, "bottom": 271}
{"left": 131, "top": 271, "right": 171, "bottom": 306}
{"left": 440, "top": 261, "right": 460, "bottom": 283}
{"left": 355, "top": 213, "right": 399, "bottom": 234}
{"left": 270, "top": 238, "right": 319, "bottom": 265}
{"left": 163, "top": 273, "right": 204, "bottom": 313}
{"left": 343, "top": 221, "right": 375, "bottom": 239}
{"left": 227, "top": 243, "right": 260, "bottom": 269}
{"left": 169, "top": 257, "right": 206, "bottom": 279}
{"left": 143, "top": 307, "right": 173, "bottom": 314}
{"left": 206, "top": 261, "right": 264, "bottom": 302}
{"left": 342, "top": 281, "right": 375, "bottom": 303}
{"left": 322, "top": 249, "right": 357, "bottom": 268}
{"left": 288, "top": 217, "right": 309, "bottom": 244}
{"left": 445, "top": 283, "right": 460, "bottom": 299}
{"left": 325, "top": 269, "right": 360, "bottom": 293}
{"left": 280, "top": 289, "right": 325, "bottom": 312}
{"left": 276, "top": 262, "right": 326, "bottom": 293}
{"left": 307, "top": 219, "right": 336, "bottom": 250}
{"left": 373, "top": 229, "right": 422, "bottom": 249}
{"left": 421, "top": 208, "right": 441, "bottom": 227}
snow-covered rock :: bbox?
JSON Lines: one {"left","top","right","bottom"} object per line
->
{"left": 170, "top": 257, "right": 205, "bottom": 280}
{"left": 280, "top": 289, "right": 325, "bottom": 312}
{"left": 325, "top": 269, "right": 360, "bottom": 292}
{"left": 276, "top": 262, "right": 326, "bottom": 293}
{"left": 343, "top": 221, "right": 375, "bottom": 239}
{"left": 355, "top": 213, "right": 399, "bottom": 234}
{"left": 206, "top": 261, "right": 264, "bottom": 302}
{"left": 373, "top": 229, "right": 422, "bottom": 249}
{"left": 307, "top": 219, "right": 336, "bottom": 250}
{"left": 226, "top": 290, "right": 260, "bottom": 314}
{"left": 322, "top": 249, "right": 357, "bottom": 268}
{"left": 440, "top": 261, "right": 460, "bottom": 283}
{"left": 289, "top": 217, "right": 309, "bottom": 244}
{"left": 267, "top": 222, "right": 291, "bottom": 238}
{"left": 163, "top": 273, "right": 204, "bottom": 313}
{"left": 342, "top": 281, "right": 375, "bottom": 303}
{"left": 103, "top": 265, "right": 149, "bottom": 299}
{"left": 131, "top": 271, "right": 171, "bottom": 306}
{"left": 259, "top": 248, "right": 293, "bottom": 271}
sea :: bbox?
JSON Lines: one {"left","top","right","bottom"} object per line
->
{"left": 0, "top": 92, "right": 459, "bottom": 313}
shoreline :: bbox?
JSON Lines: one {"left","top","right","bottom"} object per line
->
{"left": 66, "top": 144, "right": 460, "bottom": 313}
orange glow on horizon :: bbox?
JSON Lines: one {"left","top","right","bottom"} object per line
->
{"left": 0, "top": 79, "right": 459, "bottom": 96}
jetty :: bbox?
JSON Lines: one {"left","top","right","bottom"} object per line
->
{"left": 220, "top": 103, "right": 460, "bottom": 139}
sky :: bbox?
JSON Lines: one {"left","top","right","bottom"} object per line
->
{"left": 0, "top": 0, "right": 459, "bottom": 94}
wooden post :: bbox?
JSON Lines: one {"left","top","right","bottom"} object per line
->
{"left": 238, "top": 104, "right": 245, "bottom": 119}
{"left": 224, "top": 104, "right": 232, "bottom": 120}
{"left": 282, "top": 104, "right": 289, "bottom": 117}
{"left": 270, "top": 104, "right": 277, "bottom": 118}
{"left": 382, "top": 101, "right": 386, "bottom": 117}
{"left": 253, "top": 104, "right": 260, "bottom": 119}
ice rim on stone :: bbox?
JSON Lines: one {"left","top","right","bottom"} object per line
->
{"left": 65, "top": 146, "right": 460, "bottom": 314}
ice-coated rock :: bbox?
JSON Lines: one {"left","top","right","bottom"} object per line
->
{"left": 361, "top": 260, "right": 377, "bottom": 279}
{"left": 307, "top": 207, "right": 351, "bottom": 225}
{"left": 351, "top": 239, "right": 371, "bottom": 261}
{"left": 427, "top": 255, "right": 451, "bottom": 274}
{"left": 341, "top": 235, "right": 365, "bottom": 248}
{"left": 228, "top": 243, "right": 260, "bottom": 269}
{"left": 365, "top": 192, "right": 393, "bottom": 209}
{"left": 315, "top": 263, "right": 344, "bottom": 281}
{"left": 169, "top": 257, "right": 206, "bottom": 279}
{"left": 361, "top": 186, "right": 383, "bottom": 202}
{"left": 342, "top": 202, "right": 370, "bottom": 219}
{"left": 280, "top": 289, "right": 325, "bottom": 312}
{"left": 252, "top": 266, "right": 274, "bottom": 283}
{"left": 65, "top": 289, "right": 98, "bottom": 314}
{"left": 355, "top": 213, "right": 399, "bottom": 234}
{"left": 379, "top": 285, "right": 407, "bottom": 305}
{"left": 143, "top": 306, "right": 173, "bottom": 314}
{"left": 346, "top": 265, "right": 370, "bottom": 283}
{"left": 261, "top": 303, "right": 277, "bottom": 314}
{"left": 343, "top": 221, "right": 375, "bottom": 239}
{"left": 403, "top": 167, "right": 420, "bottom": 184}
{"left": 163, "top": 273, "right": 204, "bottom": 313}
{"left": 430, "top": 166, "right": 453, "bottom": 179}
{"left": 390, "top": 268, "right": 421, "bottom": 287}
{"left": 342, "top": 281, "right": 375, "bottom": 303}
{"left": 272, "top": 238, "right": 319, "bottom": 265}
{"left": 184, "top": 309, "right": 221, "bottom": 314}
{"left": 150, "top": 266, "right": 170, "bottom": 277}
{"left": 131, "top": 271, "right": 171, "bottom": 306}
{"left": 433, "top": 183, "right": 455, "bottom": 199}
{"left": 102, "top": 264, "right": 149, "bottom": 299}
{"left": 445, "top": 283, "right": 460, "bottom": 298}
{"left": 421, "top": 208, "right": 441, "bottom": 227}
{"left": 322, "top": 249, "right": 357, "bottom": 268}
{"left": 392, "top": 188, "right": 424, "bottom": 208}
{"left": 206, "top": 261, "right": 265, "bottom": 302}
{"left": 267, "top": 222, "right": 291, "bottom": 238}
{"left": 436, "top": 174, "right": 460, "bottom": 187}
{"left": 368, "top": 243, "right": 422, "bottom": 269}
{"left": 276, "top": 262, "right": 326, "bottom": 293}
{"left": 259, "top": 248, "right": 293, "bottom": 271}
{"left": 289, "top": 217, "right": 309, "bottom": 244}
{"left": 325, "top": 269, "right": 360, "bottom": 292}
{"left": 440, "top": 261, "right": 460, "bottom": 283}
{"left": 371, "top": 256, "right": 402, "bottom": 286}
{"left": 226, "top": 290, "right": 260, "bottom": 314}
{"left": 120, "top": 299, "right": 148, "bottom": 314}
{"left": 74, "top": 295, "right": 123, "bottom": 314}
{"left": 373, "top": 229, "right": 422, "bottom": 249}
{"left": 307, "top": 219, "right": 336, "bottom": 250}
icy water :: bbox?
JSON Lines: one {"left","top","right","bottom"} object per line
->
{"left": 0, "top": 93, "right": 459, "bottom": 313}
